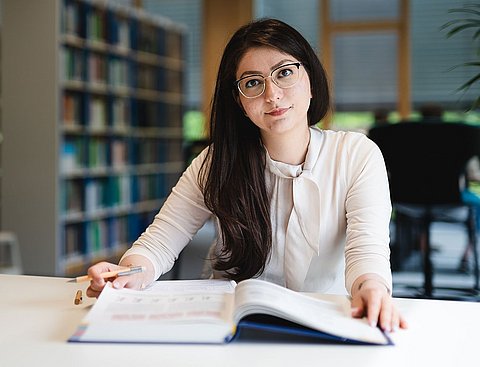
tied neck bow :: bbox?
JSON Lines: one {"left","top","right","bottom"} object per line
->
{"left": 265, "top": 145, "right": 321, "bottom": 291}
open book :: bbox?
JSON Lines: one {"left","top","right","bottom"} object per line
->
{"left": 69, "top": 278, "right": 392, "bottom": 345}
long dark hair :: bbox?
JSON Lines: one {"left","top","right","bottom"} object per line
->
{"left": 199, "top": 18, "right": 330, "bottom": 282}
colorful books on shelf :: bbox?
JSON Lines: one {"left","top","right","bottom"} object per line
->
{"left": 69, "top": 279, "right": 392, "bottom": 345}
{"left": 57, "top": 0, "right": 185, "bottom": 275}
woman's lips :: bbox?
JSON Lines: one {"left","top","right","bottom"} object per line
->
{"left": 265, "top": 107, "right": 291, "bottom": 116}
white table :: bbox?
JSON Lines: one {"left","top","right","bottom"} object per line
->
{"left": 0, "top": 274, "right": 478, "bottom": 366}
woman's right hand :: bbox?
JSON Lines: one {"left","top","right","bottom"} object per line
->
{"left": 85, "top": 262, "right": 126, "bottom": 298}
{"left": 86, "top": 257, "right": 154, "bottom": 298}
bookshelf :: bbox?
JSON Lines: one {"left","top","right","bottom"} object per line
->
{"left": 1, "top": 0, "right": 185, "bottom": 276}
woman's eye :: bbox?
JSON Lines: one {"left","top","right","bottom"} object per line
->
{"left": 277, "top": 68, "right": 293, "bottom": 78}
{"left": 245, "top": 78, "right": 261, "bottom": 88}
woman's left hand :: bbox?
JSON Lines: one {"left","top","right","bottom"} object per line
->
{"left": 350, "top": 274, "right": 408, "bottom": 332}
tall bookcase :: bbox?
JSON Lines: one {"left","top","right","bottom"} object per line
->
{"left": 1, "top": 0, "right": 185, "bottom": 276}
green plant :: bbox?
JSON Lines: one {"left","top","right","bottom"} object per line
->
{"left": 441, "top": 3, "right": 480, "bottom": 109}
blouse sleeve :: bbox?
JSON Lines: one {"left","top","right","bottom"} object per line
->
{"left": 120, "top": 148, "right": 213, "bottom": 280}
{"left": 344, "top": 134, "right": 393, "bottom": 295}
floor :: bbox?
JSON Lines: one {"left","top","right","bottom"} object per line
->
{"left": 391, "top": 222, "right": 478, "bottom": 300}
{"left": 161, "top": 220, "right": 479, "bottom": 301}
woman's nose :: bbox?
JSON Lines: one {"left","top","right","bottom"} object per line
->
{"left": 263, "top": 77, "right": 282, "bottom": 101}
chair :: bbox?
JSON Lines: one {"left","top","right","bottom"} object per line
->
{"left": 369, "top": 122, "right": 480, "bottom": 300}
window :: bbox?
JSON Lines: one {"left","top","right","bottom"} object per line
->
{"left": 143, "top": 0, "right": 203, "bottom": 110}
{"left": 144, "top": 0, "right": 479, "bottom": 131}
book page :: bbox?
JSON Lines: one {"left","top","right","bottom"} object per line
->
{"left": 145, "top": 279, "right": 236, "bottom": 294}
{"left": 85, "top": 280, "right": 235, "bottom": 324}
{"left": 233, "top": 279, "right": 389, "bottom": 345}
{"left": 70, "top": 280, "right": 236, "bottom": 343}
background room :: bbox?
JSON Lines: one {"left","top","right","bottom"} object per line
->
{"left": 0, "top": 0, "right": 478, "bottom": 300}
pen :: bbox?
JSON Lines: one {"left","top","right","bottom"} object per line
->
{"left": 68, "top": 265, "right": 145, "bottom": 283}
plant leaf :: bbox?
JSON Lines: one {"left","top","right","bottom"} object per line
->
{"left": 471, "top": 96, "right": 480, "bottom": 110}
{"left": 457, "top": 73, "right": 480, "bottom": 92}
{"left": 448, "top": 8, "right": 480, "bottom": 17}
{"left": 446, "top": 23, "right": 480, "bottom": 38}
{"left": 440, "top": 18, "right": 480, "bottom": 33}
{"left": 440, "top": 19, "right": 465, "bottom": 29}
{"left": 444, "top": 4, "right": 480, "bottom": 111}
{"left": 445, "top": 19, "right": 480, "bottom": 27}
{"left": 474, "top": 28, "right": 480, "bottom": 40}
{"left": 446, "top": 62, "right": 480, "bottom": 73}
{"left": 462, "top": 61, "right": 480, "bottom": 67}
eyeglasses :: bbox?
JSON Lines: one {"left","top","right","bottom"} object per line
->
{"left": 235, "top": 62, "right": 303, "bottom": 98}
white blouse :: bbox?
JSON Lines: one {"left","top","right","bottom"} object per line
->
{"left": 121, "top": 126, "right": 392, "bottom": 295}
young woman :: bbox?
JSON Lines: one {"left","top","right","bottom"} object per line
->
{"left": 87, "top": 18, "right": 407, "bottom": 332}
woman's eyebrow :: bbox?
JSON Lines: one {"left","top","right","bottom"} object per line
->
{"left": 238, "top": 59, "right": 296, "bottom": 78}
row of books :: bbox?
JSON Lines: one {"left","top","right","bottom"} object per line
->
{"left": 62, "top": 176, "right": 129, "bottom": 215}
{"left": 63, "top": 93, "right": 129, "bottom": 128}
{"left": 63, "top": 211, "right": 159, "bottom": 259}
{"left": 61, "top": 137, "right": 182, "bottom": 173}
{"left": 63, "top": 95, "right": 110, "bottom": 130}
{"left": 135, "top": 100, "right": 183, "bottom": 128}
{"left": 62, "top": 93, "right": 182, "bottom": 128}
{"left": 63, "top": 212, "right": 144, "bottom": 258}
{"left": 62, "top": 0, "right": 183, "bottom": 57}
{"left": 63, "top": 47, "right": 181, "bottom": 90}
{"left": 131, "top": 173, "right": 178, "bottom": 203}
{"left": 62, "top": 172, "right": 180, "bottom": 217}
{"left": 131, "top": 139, "right": 183, "bottom": 165}
{"left": 62, "top": 138, "right": 110, "bottom": 172}
{"left": 62, "top": 47, "right": 141, "bottom": 90}
{"left": 84, "top": 176, "right": 131, "bottom": 213}
{"left": 63, "top": 0, "right": 113, "bottom": 45}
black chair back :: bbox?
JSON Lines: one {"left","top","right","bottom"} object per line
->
{"left": 369, "top": 122, "right": 480, "bottom": 206}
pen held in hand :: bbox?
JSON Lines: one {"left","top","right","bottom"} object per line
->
{"left": 68, "top": 266, "right": 145, "bottom": 283}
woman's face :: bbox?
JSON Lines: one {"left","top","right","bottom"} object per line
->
{"left": 235, "top": 47, "right": 312, "bottom": 139}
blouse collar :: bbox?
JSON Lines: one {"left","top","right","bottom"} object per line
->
{"left": 264, "top": 126, "right": 323, "bottom": 179}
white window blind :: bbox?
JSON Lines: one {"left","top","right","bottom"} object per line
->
{"left": 411, "top": 0, "right": 478, "bottom": 109}
{"left": 143, "top": 0, "right": 202, "bottom": 109}
{"left": 142, "top": 0, "right": 477, "bottom": 112}
{"left": 330, "top": 0, "right": 399, "bottom": 21}
{"left": 254, "top": 0, "right": 319, "bottom": 54}
{"left": 333, "top": 33, "right": 398, "bottom": 110}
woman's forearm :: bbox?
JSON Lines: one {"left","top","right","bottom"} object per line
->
{"left": 119, "top": 254, "right": 157, "bottom": 288}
